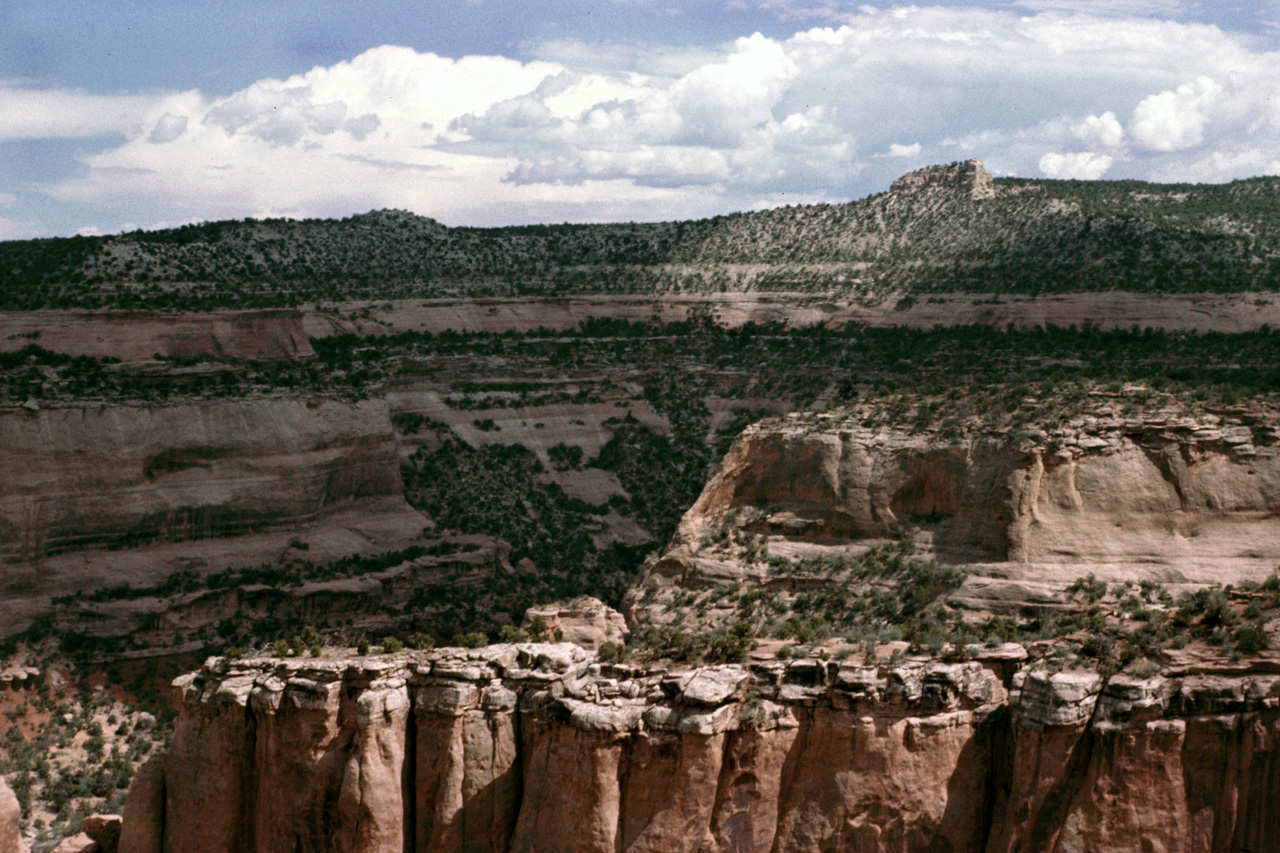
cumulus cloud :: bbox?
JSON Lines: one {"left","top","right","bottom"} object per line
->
{"left": 1072, "top": 112, "right": 1125, "bottom": 147}
{"left": 149, "top": 114, "right": 189, "bottom": 144}
{"left": 15, "top": 6, "right": 1280, "bottom": 232}
{"left": 1039, "top": 151, "right": 1114, "bottom": 179}
{"left": 1130, "top": 76, "right": 1222, "bottom": 152}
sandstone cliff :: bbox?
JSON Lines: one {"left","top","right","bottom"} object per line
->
{"left": 0, "top": 398, "right": 401, "bottom": 564}
{"left": 0, "top": 777, "right": 21, "bottom": 853}
{"left": 119, "top": 645, "right": 1280, "bottom": 852}
{"left": 631, "top": 392, "right": 1280, "bottom": 620}
{"left": 0, "top": 309, "right": 312, "bottom": 362}
{"left": 0, "top": 397, "right": 406, "bottom": 635}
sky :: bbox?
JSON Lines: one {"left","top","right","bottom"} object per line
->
{"left": 1, "top": 1, "right": 1278, "bottom": 239}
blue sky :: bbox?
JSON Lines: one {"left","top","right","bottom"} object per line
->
{"left": 1, "top": 1, "right": 1278, "bottom": 238}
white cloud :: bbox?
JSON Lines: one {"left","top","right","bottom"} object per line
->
{"left": 1039, "top": 151, "right": 1115, "bottom": 179}
{"left": 885, "top": 143, "right": 922, "bottom": 157}
{"left": 13, "top": 8, "right": 1280, "bottom": 232}
{"left": 0, "top": 88, "right": 156, "bottom": 140}
{"left": 1130, "top": 76, "right": 1223, "bottom": 151}
{"left": 149, "top": 114, "right": 189, "bottom": 144}
{"left": 1072, "top": 112, "right": 1125, "bottom": 147}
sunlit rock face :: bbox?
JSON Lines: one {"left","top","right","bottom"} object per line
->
{"left": 628, "top": 398, "right": 1280, "bottom": 625}
{"left": 120, "top": 646, "right": 1280, "bottom": 853}
{"left": 0, "top": 777, "right": 21, "bottom": 853}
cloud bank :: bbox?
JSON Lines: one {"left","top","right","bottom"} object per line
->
{"left": 5, "top": 5, "right": 1280, "bottom": 234}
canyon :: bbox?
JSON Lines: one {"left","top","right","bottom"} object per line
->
{"left": 5, "top": 162, "right": 1280, "bottom": 851}
{"left": 111, "top": 388, "right": 1280, "bottom": 852}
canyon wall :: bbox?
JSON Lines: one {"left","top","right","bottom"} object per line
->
{"left": 119, "top": 645, "right": 1280, "bottom": 853}
{"left": 0, "top": 777, "right": 20, "bottom": 853}
{"left": 307, "top": 292, "right": 1280, "bottom": 338}
{"left": 0, "top": 398, "right": 402, "bottom": 565}
{"left": 5, "top": 290, "right": 1280, "bottom": 366}
{"left": 639, "top": 403, "right": 1280, "bottom": 595}
{"left": 0, "top": 309, "right": 313, "bottom": 362}
{"left": 0, "top": 397, "right": 408, "bottom": 635}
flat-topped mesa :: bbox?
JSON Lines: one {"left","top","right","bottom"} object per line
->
{"left": 117, "top": 645, "right": 1280, "bottom": 853}
{"left": 890, "top": 158, "right": 996, "bottom": 199}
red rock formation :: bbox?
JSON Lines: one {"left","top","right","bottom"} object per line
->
{"left": 117, "top": 756, "right": 163, "bottom": 853}
{"left": 119, "top": 647, "right": 1280, "bottom": 852}
{"left": 0, "top": 777, "right": 22, "bottom": 853}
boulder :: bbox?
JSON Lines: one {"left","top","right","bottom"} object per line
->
{"left": 81, "top": 815, "right": 122, "bottom": 853}
{"left": 50, "top": 835, "right": 97, "bottom": 853}
{"left": 521, "top": 597, "right": 627, "bottom": 650}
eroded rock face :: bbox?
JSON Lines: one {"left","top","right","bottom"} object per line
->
{"left": 0, "top": 397, "right": 407, "bottom": 635}
{"left": 634, "top": 401, "right": 1280, "bottom": 606}
{"left": 520, "top": 597, "right": 628, "bottom": 650}
{"left": 0, "top": 309, "right": 313, "bottom": 363}
{"left": 0, "top": 398, "right": 402, "bottom": 565}
{"left": 121, "top": 646, "right": 1280, "bottom": 852}
{"left": 890, "top": 159, "right": 995, "bottom": 200}
{"left": 0, "top": 777, "right": 21, "bottom": 853}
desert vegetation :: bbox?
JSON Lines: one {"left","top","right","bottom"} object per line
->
{"left": 2, "top": 171, "right": 1279, "bottom": 310}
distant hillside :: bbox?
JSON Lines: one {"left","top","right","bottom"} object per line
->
{"left": 2, "top": 160, "right": 1279, "bottom": 310}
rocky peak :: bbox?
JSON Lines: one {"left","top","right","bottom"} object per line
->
{"left": 890, "top": 158, "right": 995, "bottom": 199}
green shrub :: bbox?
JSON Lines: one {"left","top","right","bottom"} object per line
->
{"left": 452, "top": 632, "right": 488, "bottom": 649}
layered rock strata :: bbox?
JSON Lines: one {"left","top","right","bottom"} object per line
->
{"left": 46, "top": 536, "right": 510, "bottom": 652}
{"left": 121, "top": 645, "right": 1280, "bottom": 852}
{"left": 0, "top": 397, "right": 409, "bottom": 635}
{"left": 0, "top": 309, "right": 312, "bottom": 362}
{"left": 637, "top": 400, "right": 1280, "bottom": 601}
{"left": 0, "top": 398, "right": 402, "bottom": 567}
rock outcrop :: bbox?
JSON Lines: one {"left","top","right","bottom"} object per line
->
{"left": 636, "top": 396, "right": 1280, "bottom": 604}
{"left": 520, "top": 597, "right": 628, "bottom": 649}
{"left": 121, "top": 646, "right": 1280, "bottom": 852}
{"left": 0, "top": 777, "right": 21, "bottom": 853}
{"left": 890, "top": 159, "right": 996, "bottom": 199}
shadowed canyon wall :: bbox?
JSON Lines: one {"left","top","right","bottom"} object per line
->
{"left": 0, "top": 398, "right": 401, "bottom": 565}
{"left": 0, "top": 398, "right": 407, "bottom": 635}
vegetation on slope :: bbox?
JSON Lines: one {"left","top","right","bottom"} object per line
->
{"left": 2, "top": 167, "right": 1279, "bottom": 309}
{"left": 15, "top": 317, "right": 1280, "bottom": 656}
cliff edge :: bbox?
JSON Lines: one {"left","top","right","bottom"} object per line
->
{"left": 119, "top": 645, "right": 1280, "bottom": 852}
